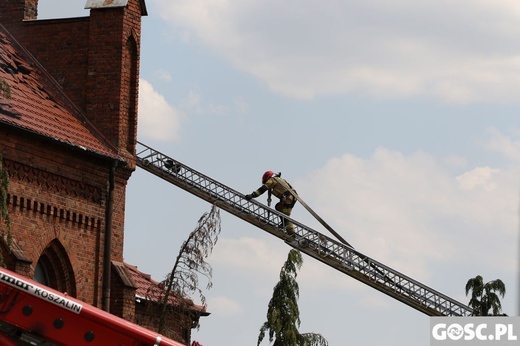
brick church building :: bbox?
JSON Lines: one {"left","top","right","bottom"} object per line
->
{"left": 0, "top": 0, "right": 205, "bottom": 344}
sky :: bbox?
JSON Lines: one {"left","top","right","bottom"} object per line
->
{"left": 39, "top": 1, "right": 520, "bottom": 345}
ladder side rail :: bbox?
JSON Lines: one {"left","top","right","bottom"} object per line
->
{"left": 283, "top": 222, "right": 472, "bottom": 316}
{"left": 275, "top": 196, "right": 473, "bottom": 317}
{"left": 136, "top": 142, "right": 294, "bottom": 230}
{"left": 278, "top": 199, "right": 466, "bottom": 316}
{"left": 345, "top": 249, "right": 472, "bottom": 316}
{"left": 135, "top": 142, "right": 473, "bottom": 317}
{"left": 138, "top": 142, "right": 246, "bottom": 201}
{"left": 292, "top": 242, "right": 449, "bottom": 316}
{"left": 299, "top": 238, "right": 472, "bottom": 316}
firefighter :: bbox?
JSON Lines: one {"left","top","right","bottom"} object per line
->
{"left": 245, "top": 171, "right": 297, "bottom": 234}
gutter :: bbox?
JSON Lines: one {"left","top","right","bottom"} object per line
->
{"left": 102, "top": 160, "right": 117, "bottom": 312}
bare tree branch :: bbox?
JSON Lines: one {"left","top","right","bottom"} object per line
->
{"left": 157, "top": 204, "right": 221, "bottom": 334}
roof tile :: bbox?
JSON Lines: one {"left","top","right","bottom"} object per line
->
{"left": 0, "top": 24, "right": 119, "bottom": 159}
{"left": 122, "top": 262, "right": 206, "bottom": 313}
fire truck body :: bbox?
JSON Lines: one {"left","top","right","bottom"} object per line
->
{"left": 0, "top": 267, "right": 184, "bottom": 346}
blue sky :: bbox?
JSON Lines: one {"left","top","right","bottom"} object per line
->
{"left": 40, "top": 1, "right": 519, "bottom": 345}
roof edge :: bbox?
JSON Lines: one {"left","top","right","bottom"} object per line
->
{"left": 85, "top": 0, "right": 148, "bottom": 16}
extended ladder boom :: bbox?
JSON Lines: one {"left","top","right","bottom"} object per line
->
{"left": 136, "top": 141, "right": 473, "bottom": 317}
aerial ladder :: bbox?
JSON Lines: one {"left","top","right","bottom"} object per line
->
{"left": 136, "top": 141, "right": 473, "bottom": 317}
{"left": 0, "top": 267, "right": 183, "bottom": 346}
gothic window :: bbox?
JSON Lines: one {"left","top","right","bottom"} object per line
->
{"left": 34, "top": 258, "right": 50, "bottom": 286}
{"left": 35, "top": 239, "right": 76, "bottom": 296}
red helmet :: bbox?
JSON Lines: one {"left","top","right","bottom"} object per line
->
{"left": 262, "top": 170, "right": 274, "bottom": 184}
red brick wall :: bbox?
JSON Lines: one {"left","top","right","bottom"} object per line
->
{"left": 0, "top": 0, "right": 25, "bottom": 27}
{"left": 0, "top": 2, "right": 198, "bottom": 338}
{"left": 15, "top": 18, "right": 91, "bottom": 112}
{"left": 135, "top": 303, "right": 193, "bottom": 344}
{"left": 85, "top": 4, "right": 142, "bottom": 163}
{"left": 110, "top": 266, "right": 137, "bottom": 321}
{"left": 1, "top": 0, "right": 142, "bottom": 167}
{"left": 0, "top": 126, "right": 130, "bottom": 307}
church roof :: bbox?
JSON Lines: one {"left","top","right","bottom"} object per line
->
{"left": 0, "top": 24, "right": 119, "bottom": 160}
{"left": 116, "top": 261, "right": 208, "bottom": 315}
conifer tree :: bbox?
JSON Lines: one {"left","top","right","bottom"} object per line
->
{"left": 258, "top": 249, "right": 328, "bottom": 346}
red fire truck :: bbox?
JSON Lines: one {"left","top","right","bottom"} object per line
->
{"left": 0, "top": 267, "right": 185, "bottom": 345}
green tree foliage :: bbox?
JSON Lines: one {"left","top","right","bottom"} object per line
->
{"left": 465, "top": 275, "right": 506, "bottom": 316}
{"left": 258, "top": 249, "right": 328, "bottom": 346}
{"left": 157, "top": 205, "right": 221, "bottom": 334}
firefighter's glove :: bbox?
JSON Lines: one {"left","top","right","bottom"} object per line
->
{"left": 245, "top": 194, "right": 253, "bottom": 201}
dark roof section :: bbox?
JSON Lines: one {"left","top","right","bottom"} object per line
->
{"left": 0, "top": 23, "right": 120, "bottom": 160}
{"left": 119, "top": 262, "right": 208, "bottom": 315}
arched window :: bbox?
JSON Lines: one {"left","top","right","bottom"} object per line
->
{"left": 35, "top": 239, "right": 76, "bottom": 296}
{"left": 34, "top": 258, "right": 50, "bottom": 286}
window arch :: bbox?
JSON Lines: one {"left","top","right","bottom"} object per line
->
{"left": 35, "top": 239, "right": 76, "bottom": 297}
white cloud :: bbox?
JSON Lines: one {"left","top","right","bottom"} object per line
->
{"left": 154, "top": 69, "right": 173, "bottom": 83}
{"left": 211, "top": 237, "right": 287, "bottom": 278}
{"left": 442, "top": 154, "right": 468, "bottom": 170}
{"left": 298, "top": 254, "right": 359, "bottom": 291}
{"left": 296, "top": 145, "right": 519, "bottom": 282}
{"left": 181, "top": 89, "right": 237, "bottom": 117}
{"left": 154, "top": 0, "right": 520, "bottom": 103}
{"left": 181, "top": 89, "right": 204, "bottom": 115}
{"left": 202, "top": 129, "right": 519, "bottom": 314}
{"left": 138, "top": 79, "right": 181, "bottom": 141}
{"left": 456, "top": 167, "right": 500, "bottom": 191}
{"left": 484, "top": 127, "right": 520, "bottom": 163}
{"left": 207, "top": 296, "right": 243, "bottom": 317}
{"left": 211, "top": 237, "right": 357, "bottom": 292}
